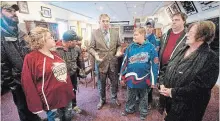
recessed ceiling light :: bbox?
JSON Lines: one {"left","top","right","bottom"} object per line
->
{"left": 134, "top": 12, "right": 137, "bottom": 14}
{"left": 134, "top": 5, "right": 136, "bottom": 8}
{"left": 99, "top": 6, "right": 103, "bottom": 10}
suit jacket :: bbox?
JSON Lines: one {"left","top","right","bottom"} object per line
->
{"left": 88, "top": 28, "right": 121, "bottom": 73}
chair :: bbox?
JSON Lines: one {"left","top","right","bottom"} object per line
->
{"left": 81, "top": 51, "right": 95, "bottom": 88}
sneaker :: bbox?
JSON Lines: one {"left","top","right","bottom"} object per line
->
{"left": 140, "top": 115, "right": 146, "bottom": 120}
{"left": 121, "top": 110, "right": 135, "bottom": 116}
{"left": 148, "top": 105, "right": 151, "bottom": 110}
{"left": 73, "top": 106, "right": 82, "bottom": 114}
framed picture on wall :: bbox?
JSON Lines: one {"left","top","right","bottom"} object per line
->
{"left": 166, "top": 7, "right": 173, "bottom": 18}
{"left": 170, "top": 2, "right": 181, "bottom": 14}
{"left": 198, "top": 1, "right": 219, "bottom": 11}
{"left": 180, "top": 1, "right": 198, "bottom": 16}
{"left": 41, "top": 6, "right": 52, "bottom": 18}
{"left": 70, "top": 26, "right": 77, "bottom": 32}
{"left": 17, "top": 1, "right": 29, "bottom": 14}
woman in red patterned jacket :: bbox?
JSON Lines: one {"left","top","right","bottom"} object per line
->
{"left": 21, "top": 27, "right": 74, "bottom": 121}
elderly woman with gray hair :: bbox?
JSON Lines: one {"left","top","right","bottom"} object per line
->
{"left": 158, "top": 21, "right": 219, "bottom": 121}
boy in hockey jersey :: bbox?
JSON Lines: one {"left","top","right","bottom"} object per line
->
{"left": 120, "top": 27, "right": 159, "bottom": 120}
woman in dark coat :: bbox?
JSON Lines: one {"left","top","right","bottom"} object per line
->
{"left": 158, "top": 21, "right": 219, "bottom": 121}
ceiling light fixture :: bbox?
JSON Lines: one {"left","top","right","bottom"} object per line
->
{"left": 134, "top": 12, "right": 137, "bottom": 14}
{"left": 99, "top": 6, "right": 103, "bottom": 10}
{"left": 134, "top": 5, "right": 136, "bottom": 8}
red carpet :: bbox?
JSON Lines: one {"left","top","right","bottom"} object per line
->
{"left": 1, "top": 79, "right": 219, "bottom": 121}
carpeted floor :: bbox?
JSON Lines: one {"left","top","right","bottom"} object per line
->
{"left": 1, "top": 78, "right": 219, "bottom": 121}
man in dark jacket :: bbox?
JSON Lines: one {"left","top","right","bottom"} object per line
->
{"left": 158, "top": 12, "right": 188, "bottom": 113}
{"left": 56, "top": 30, "right": 85, "bottom": 114}
{"left": 1, "top": 2, "right": 42, "bottom": 121}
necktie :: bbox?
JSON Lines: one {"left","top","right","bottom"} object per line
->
{"left": 104, "top": 30, "right": 110, "bottom": 47}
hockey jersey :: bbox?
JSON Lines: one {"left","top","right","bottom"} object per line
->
{"left": 119, "top": 41, "right": 159, "bottom": 88}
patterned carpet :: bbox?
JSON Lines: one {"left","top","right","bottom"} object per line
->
{"left": 1, "top": 79, "right": 219, "bottom": 121}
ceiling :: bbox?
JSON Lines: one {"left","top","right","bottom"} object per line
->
{"left": 47, "top": 1, "right": 172, "bottom": 24}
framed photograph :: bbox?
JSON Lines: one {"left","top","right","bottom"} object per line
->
{"left": 70, "top": 26, "right": 77, "bottom": 32}
{"left": 180, "top": 1, "right": 198, "bottom": 16}
{"left": 170, "top": 2, "right": 181, "bottom": 14}
{"left": 41, "top": 6, "right": 52, "bottom": 18}
{"left": 166, "top": 7, "right": 173, "bottom": 18}
{"left": 198, "top": 1, "right": 219, "bottom": 11}
{"left": 17, "top": 1, "right": 29, "bottom": 14}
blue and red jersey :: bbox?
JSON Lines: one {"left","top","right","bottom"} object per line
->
{"left": 119, "top": 41, "right": 159, "bottom": 88}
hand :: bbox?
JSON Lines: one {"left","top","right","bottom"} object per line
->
{"left": 156, "top": 46, "right": 160, "bottom": 52}
{"left": 115, "top": 51, "right": 123, "bottom": 57}
{"left": 151, "top": 85, "right": 157, "bottom": 88}
{"left": 159, "top": 88, "right": 172, "bottom": 98}
{"left": 81, "top": 46, "right": 87, "bottom": 52}
{"left": 160, "top": 85, "right": 165, "bottom": 90}
{"left": 95, "top": 53, "right": 103, "bottom": 62}
{"left": 120, "top": 80, "right": 126, "bottom": 87}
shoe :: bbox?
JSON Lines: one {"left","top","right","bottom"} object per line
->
{"left": 140, "top": 115, "right": 146, "bottom": 120}
{"left": 97, "top": 101, "right": 105, "bottom": 110}
{"left": 148, "top": 105, "right": 151, "bottom": 110}
{"left": 121, "top": 111, "right": 128, "bottom": 116}
{"left": 112, "top": 99, "right": 121, "bottom": 106}
{"left": 41, "top": 118, "right": 48, "bottom": 121}
{"left": 121, "top": 111, "right": 134, "bottom": 116}
{"left": 73, "top": 106, "right": 82, "bottom": 114}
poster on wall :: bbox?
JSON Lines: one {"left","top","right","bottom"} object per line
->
{"left": 70, "top": 26, "right": 77, "bottom": 33}
{"left": 17, "top": 1, "right": 29, "bottom": 14}
{"left": 198, "top": 1, "right": 219, "bottom": 11}
{"left": 170, "top": 2, "right": 181, "bottom": 14}
{"left": 180, "top": 1, "right": 198, "bottom": 16}
{"left": 166, "top": 7, "right": 173, "bottom": 18}
{"left": 41, "top": 6, "right": 52, "bottom": 18}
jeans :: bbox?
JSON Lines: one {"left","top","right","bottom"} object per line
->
{"left": 46, "top": 102, "right": 72, "bottom": 121}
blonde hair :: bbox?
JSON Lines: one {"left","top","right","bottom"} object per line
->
{"left": 99, "top": 14, "right": 110, "bottom": 20}
{"left": 134, "top": 27, "right": 146, "bottom": 36}
{"left": 24, "top": 27, "right": 50, "bottom": 50}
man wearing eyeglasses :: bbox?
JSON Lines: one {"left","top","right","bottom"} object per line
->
{"left": 1, "top": 2, "right": 42, "bottom": 121}
{"left": 88, "top": 14, "right": 122, "bottom": 110}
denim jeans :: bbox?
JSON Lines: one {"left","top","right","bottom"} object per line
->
{"left": 46, "top": 110, "right": 57, "bottom": 121}
{"left": 46, "top": 101, "right": 72, "bottom": 121}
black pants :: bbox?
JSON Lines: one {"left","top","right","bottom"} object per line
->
{"left": 11, "top": 84, "right": 41, "bottom": 121}
{"left": 70, "top": 74, "right": 77, "bottom": 107}
{"left": 148, "top": 88, "right": 153, "bottom": 104}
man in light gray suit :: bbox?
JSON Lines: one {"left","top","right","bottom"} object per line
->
{"left": 88, "top": 14, "right": 122, "bottom": 110}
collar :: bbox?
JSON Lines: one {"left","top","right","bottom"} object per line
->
{"left": 101, "top": 28, "right": 110, "bottom": 34}
{"left": 134, "top": 40, "right": 148, "bottom": 46}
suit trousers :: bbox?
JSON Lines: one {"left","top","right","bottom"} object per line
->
{"left": 97, "top": 67, "right": 118, "bottom": 102}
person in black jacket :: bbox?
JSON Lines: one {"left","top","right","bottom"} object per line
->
{"left": 158, "top": 12, "right": 188, "bottom": 114}
{"left": 55, "top": 30, "right": 85, "bottom": 114}
{"left": 159, "top": 21, "right": 219, "bottom": 121}
{"left": 1, "top": 2, "right": 42, "bottom": 121}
